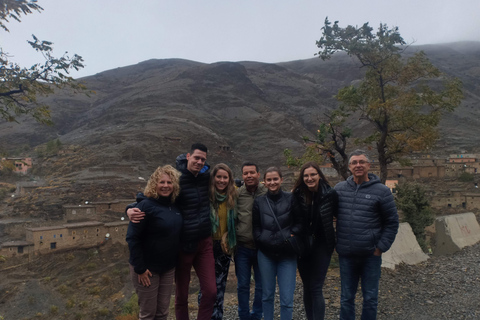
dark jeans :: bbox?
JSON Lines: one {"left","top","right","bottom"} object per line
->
{"left": 339, "top": 254, "right": 382, "bottom": 320}
{"left": 297, "top": 244, "right": 333, "bottom": 320}
{"left": 235, "top": 245, "right": 263, "bottom": 320}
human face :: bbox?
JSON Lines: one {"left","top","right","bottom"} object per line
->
{"left": 156, "top": 174, "right": 174, "bottom": 197}
{"left": 214, "top": 169, "right": 230, "bottom": 193}
{"left": 242, "top": 165, "right": 260, "bottom": 189}
{"left": 264, "top": 171, "right": 283, "bottom": 194}
{"left": 187, "top": 149, "right": 207, "bottom": 175}
{"left": 349, "top": 155, "right": 371, "bottom": 183}
{"left": 303, "top": 167, "right": 320, "bottom": 192}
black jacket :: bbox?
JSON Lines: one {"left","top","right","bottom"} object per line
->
{"left": 175, "top": 153, "right": 212, "bottom": 252}
{"left": 294, "top": 183, "right": 338, "bottom": 253}
{"left": 126, "top": 195, "right": 182, "bottom": 275}
{"left": 252, "top": 190, "right": 303, "bottom": 259}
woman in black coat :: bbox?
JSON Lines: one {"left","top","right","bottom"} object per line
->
{"left": 252, "top": 167, "right": 303, "bottom": 320}
{"left": 126, "top": 165, "right": 183, "bottom": 320}
{"left": 292, "top": 162, "right": 338, "bottom": 320}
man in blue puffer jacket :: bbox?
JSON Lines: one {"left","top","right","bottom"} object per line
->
{"left": 335, "top": 150, "right": 399, "bottom": 320}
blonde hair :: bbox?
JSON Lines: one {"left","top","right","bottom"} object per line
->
{"left": 144, "top": 165, "right": 181, "bottom": 202}
{"left": 209, "top": 163, "right": 237, "bottom": 209}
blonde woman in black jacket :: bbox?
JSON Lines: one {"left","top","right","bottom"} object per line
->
{"left": 126, "top": 165, "right": 183, "bottom": 320}
{"left": 292, "top": 162, "right": 338, "bottom": 320}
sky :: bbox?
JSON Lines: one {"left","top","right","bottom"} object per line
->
{"left": 2, "top": 0, "right": 480, "bottom": 79}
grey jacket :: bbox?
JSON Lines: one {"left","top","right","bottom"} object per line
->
{"left": 235, "top": 184, "right": 267, "bottom": 249}
{"left": 335, "top": 174, "right": 399, "bottom": 256}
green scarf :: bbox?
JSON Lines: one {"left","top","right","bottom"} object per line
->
{"left": 210, "top": 191, "right": 237, "bottom": 248}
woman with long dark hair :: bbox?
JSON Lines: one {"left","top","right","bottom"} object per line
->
{"left": 252, "top": 167, "right": 303, "bottom": 320}
{"left": 292, "top": 161, "right": 338, "bottom": 320}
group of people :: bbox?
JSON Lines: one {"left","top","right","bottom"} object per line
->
{"left": 125, "top": 143, "right": 399, "bottom": 320}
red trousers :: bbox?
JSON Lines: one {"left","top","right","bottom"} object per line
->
{"left": 175, "top": 236, "right": 217, "bottom": 320}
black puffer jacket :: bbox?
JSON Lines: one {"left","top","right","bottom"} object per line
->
{"left": 126, "top": 195, "right": 182, "bottom": 275}
{"left": 252, "top": 190, "right": 303, "bottom": 259}
{"left": 175, "top": 153, "right": 211, "bottom": 252}
{"left": 294, "top": 183, "right": 338, "bottom": 253}
{"left": 335, "top": 174, "right": 399, "bottom": 256}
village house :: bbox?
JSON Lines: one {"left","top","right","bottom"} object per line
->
{"left": 0, "top": 157, "right": 33, "bottom": 174}
{"left": 17, "top": 220, "right": 130, "bottom": 256}
{"left": 0, "top": 240, "right": 34, "bottom": 258}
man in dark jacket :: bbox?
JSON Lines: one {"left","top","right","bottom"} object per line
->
{"left": 335, "top": 150, "right": 399, "bottom": 320}
{"left": 127, "top": 143, "right": 216, "bottom": 320}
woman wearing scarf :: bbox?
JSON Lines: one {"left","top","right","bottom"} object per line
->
{"left": 207, "top": 163, "right": 237, "bottom": 320}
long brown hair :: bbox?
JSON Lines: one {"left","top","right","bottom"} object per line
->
{"left": 292, "top": 161, "right": 330, "bottom": 203}
{"left": 209, "top": 163, "right": 237, "bottom": 209}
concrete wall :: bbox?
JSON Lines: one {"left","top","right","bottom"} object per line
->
{"left": 382, "top": 223, "right": 429, "bottom": 269}
{"left": 434, "top": 212, "right": 480, "bottom": 255}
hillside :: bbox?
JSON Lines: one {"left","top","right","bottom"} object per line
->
{"left": 0, "top": 42, "right": 479, "bottom": 220}
{"left": 1, "top": 42, "right": 479, "bottom": 174}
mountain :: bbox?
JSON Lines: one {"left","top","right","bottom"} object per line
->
{"left": 1, "top": 42, "right": 480, "bottom": 179}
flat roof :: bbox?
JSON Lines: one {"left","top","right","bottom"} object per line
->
{"left": 1, "top": 241, "right": 34, "bottom": 247}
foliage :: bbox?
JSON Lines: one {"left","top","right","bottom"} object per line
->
{"left": 1, "top": 0, "right": 86, "bottom": 124}
{"left": 284, "top": 145, "right": 323, "bottom": 168}
{"left": 458, "top": 172, "right": 474, "bottom": 182}
{"left": 119, "top": 293, "right": 139, "bottom": 318}
{"left": 395, "top": 182, "right": 434, "bottom": 250}
{"left": 284, "top": 108, "right": 352, "bottom": 179}
{"left": 35, "top": 138, "right": 62, "bottom": 157}
{"left": 316, "top": 18, "right": 463, "bottom": 183}
{"left": 49, "top": 305, "right": 59, "bottom": 314}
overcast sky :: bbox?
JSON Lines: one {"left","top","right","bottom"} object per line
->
{"left": 3, "top": 0, "right": 480, "bottom": 79}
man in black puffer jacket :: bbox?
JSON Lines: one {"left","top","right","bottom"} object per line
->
{"left": 126, "top": 143, "right": 216, "bottom": 320}
{"left": 335, "top": 150, "right": 399, "bottom": 320}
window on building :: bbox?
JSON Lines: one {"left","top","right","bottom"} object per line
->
{"left": 18, "top": 246, "right": 24, "bottom": 254}
{"left": 53, "top": 234, "right": 56, "bottom": 238}
{"left": 50, "top": 242, "right": 57, "bottom": 249}
{"left": 60, "top": 234, "right": 62, "bottom": 238}
{"left": 448, "top": 204, "right": 452, "bottom": 208}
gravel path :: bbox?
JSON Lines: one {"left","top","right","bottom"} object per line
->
{"left": 222, "top": 242, "right": 480, "bottom": 320}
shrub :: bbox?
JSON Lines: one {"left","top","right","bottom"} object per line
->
{"left": 49, "top": 305, "right": 59, "bottom": 314}
{"left": 57, "top": 284, "right": 69, "bottom": 294}
{"left": 66, "top": 299, "right": 75, "bottom": 309}
{"left": 101, "top": 274, "right": 111, "bottom": 285}
{"left": 88, "top": 286, "right": 101, "bottom": 295}
{"left": 97, "top": 308, "right": 110, "bottom": 316}
{"left": 85, "top": 262, "right": 97, "bottom": 270}
{"left": 395, "top": 182, "right": 435, "bottom": 251}
{"left": 458, "top": 172, "right": 474, "bottom": 182}
{"left": 121, "top": 293, "right": 139, "bottom": 316}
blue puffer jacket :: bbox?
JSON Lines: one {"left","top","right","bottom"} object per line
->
{"left": 334, "top": 174, "right": 399, "bottom": 256}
